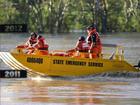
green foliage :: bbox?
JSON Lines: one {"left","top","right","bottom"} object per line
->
{"left": 0, "top": 0, "right": 19, "bottom": 24}
{"left": 0, "top": 0, "right": 140, "bottom": 33}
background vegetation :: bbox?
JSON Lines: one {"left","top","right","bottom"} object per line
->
{"left": 0, "top": 0, "right": 140, "bottom": 33}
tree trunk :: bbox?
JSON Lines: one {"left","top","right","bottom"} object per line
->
{"left": 101, "top": 0, "right": 108, "bottom": 34}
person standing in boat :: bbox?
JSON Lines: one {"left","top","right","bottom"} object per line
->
{"left": 86, "top": 24, "right": 102, "bottom": 58}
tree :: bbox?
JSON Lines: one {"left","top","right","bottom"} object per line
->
{"left": 0, "top": 0, "right": 19, "bottom": 24}
{"left": 0, "top": 0, "right": 140, "bottom": 33}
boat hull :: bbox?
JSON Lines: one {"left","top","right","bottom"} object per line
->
{"left": 9, "top": 53, "right": 138, "bottom": 77}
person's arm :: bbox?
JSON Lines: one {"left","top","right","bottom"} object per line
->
{"left": 75, "top": 41, "right": 80, "bottom": 50}
{"left": 32, "top": 36, "right": 43, "bottom": 48}
{"left": 25, "top": 37, "right": 31, "bottom": 47}
{"left": 66, "top": 41, "right": 80, "bottom": 53}
{"left": 37, "top": 37, "right": 46, "bottom": 48}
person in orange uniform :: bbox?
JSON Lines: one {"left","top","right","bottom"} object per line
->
{"left": 27, "top": 32, "right": 49, "bottom": 54}
{"left": 86, "top": 24, "right": 102, "bottom": 58}
{"left": 67, "top": 36, "right": 89, "bottom": 57}
{"left": 25, "top": 32, "right": 48, "bottom": 50}
{"left": 17, "top": 32, "right": 49, "bottom": 54}
{"left": 75, "top": 36, "right": 89, "bottom": 52}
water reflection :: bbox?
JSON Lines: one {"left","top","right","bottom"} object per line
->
{"left": 1, "top": 78, "right": 140, "bottom": 105}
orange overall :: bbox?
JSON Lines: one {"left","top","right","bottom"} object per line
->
{"left": 17, "top": 35, "right": 49, "bottom": 55}
{"left": 75, "top": 40, "right": 89, "bottom": 52}
{"left": 87, "top": 30, "right": 102, "bottom": 58}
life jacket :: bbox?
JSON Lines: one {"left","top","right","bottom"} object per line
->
{"left": 78, "top": 41, "right": 89, "bottom": 52}
{"left": 28, "top": 35, "right": 48, "bottom": 50}
{"left": 86, "top": 30, "right": 101, "bottom": 46}
{"left": 29, "top": 36, "right": 38, "bottom": 45}
{"left": 37, "top": 35, "right": 49, "bottom": 50}
{"left": 37, "top": 36, "right": 45, "bottom": 48}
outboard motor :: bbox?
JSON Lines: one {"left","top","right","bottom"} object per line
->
{"left": 138, "top": 60, "right": 140, "bottom": 68}
{"left": 134, "top": 60, "right": 140, "bottom": 70}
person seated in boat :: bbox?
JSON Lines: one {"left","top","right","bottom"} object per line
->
{"left": 86, "top": 24, "right": 102, "bottom": 58}
{"left": 17, "top": 32, "right": 49, "bottom": 54}
{"left": 75, "top": 36, "right": 89, "bottom": 52}
{"left": 67, "top": 36, "right": 89, "bottom": 57}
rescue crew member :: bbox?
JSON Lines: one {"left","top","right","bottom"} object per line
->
{"left": 66, "top": 36, "right": 89, "bottom": 57}
{"left": 86, "top": 24, "right": 102, "bottom": 58}
{"left": 25, "top": 32, "right": 48, "bottom": 50}
{"left": 16, "top": 32, "right": 49, "bottom": 55}
{"left": 75, "top": 36, "right": 89, "bottom": 52}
